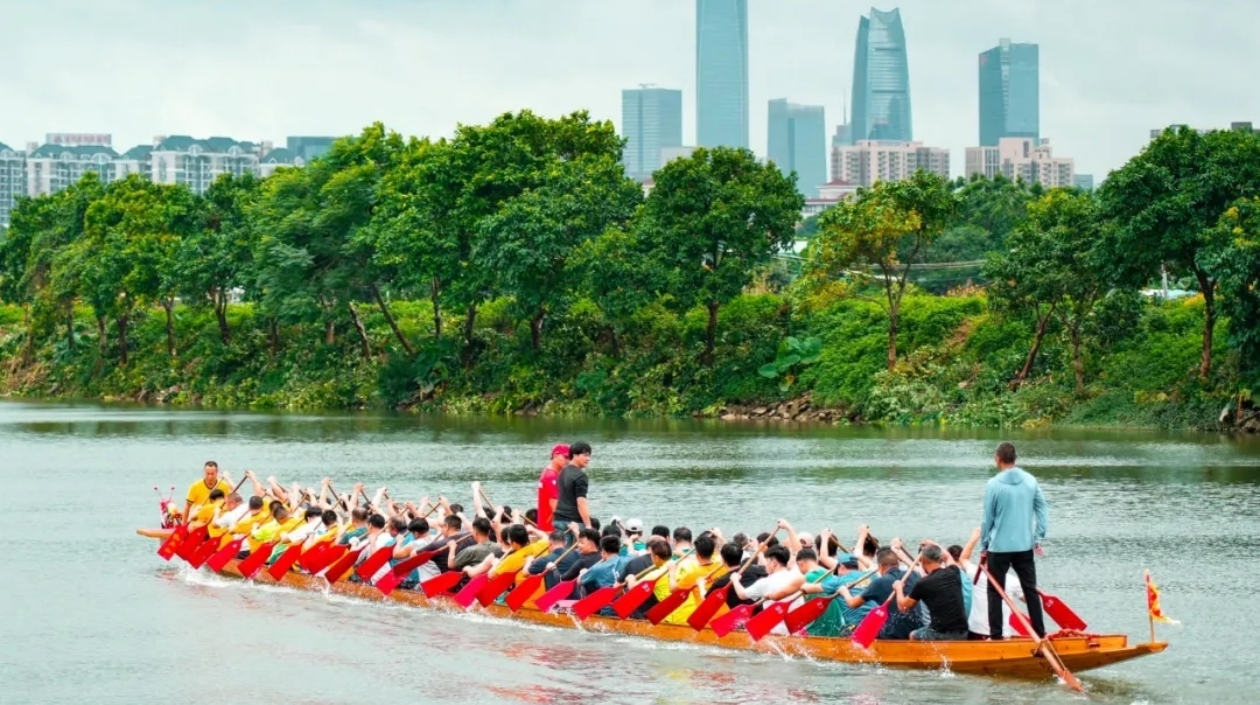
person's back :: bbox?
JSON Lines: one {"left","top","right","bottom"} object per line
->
{"left": 982, "top": 467, "right": 1047, "bottom": 553}
{"left": 980, "top": 442, "right": 1048, "bottom": 640}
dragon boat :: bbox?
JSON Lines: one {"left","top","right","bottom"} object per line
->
{"left": 139, "top": 528, "right": 1167, "bottom": 680}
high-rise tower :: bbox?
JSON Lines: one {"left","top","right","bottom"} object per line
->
{"left": 978, "top": 38, "right": 1039, "bottom": 146}
{"left": 767, "top": 99, "right": 827, "bottom": 195}
{"left": 695, "top": 0, "right": 749, "bottom": 149}
{"left": 850, "top": 8, "right": 912, "bottom": 143}
{"left": 621, "top": 87, "right": 684, "bottom": 181}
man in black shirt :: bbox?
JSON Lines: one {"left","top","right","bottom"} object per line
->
{"left": 895, "top": 544, "right": 969, "bottom": 641}
{"left": 527, "top": 530, "right": 575, "bottom": 589}
{"left": 552, "top": 527, "right": 603, "bottom": 600}
{"left": 552, "top": 441, "right": 592, "bottom": 542}
{"left": 423, "top": 515, "right": 472, "bottom": 574}
{"left": 709, "top": 543, "right": 769, "bottom": 608}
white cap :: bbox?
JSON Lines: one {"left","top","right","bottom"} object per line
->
{"left": 625, "top": 518, "right": 644, "bottom": 532}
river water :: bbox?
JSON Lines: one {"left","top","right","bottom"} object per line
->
{"left": 2, "top": 401, "right": 1257, "bottom": 705}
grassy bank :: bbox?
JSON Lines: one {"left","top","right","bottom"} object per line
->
{"left": 0, "top": 291, "right": 1233, "bottom": 431}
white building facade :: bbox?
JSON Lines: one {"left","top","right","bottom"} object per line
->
{"left": 0, "top": 142, "right": 25, "bottom": 227}
{"left": 830, "top": 140, "right": 950, "bottom": 187}
{"left": 965, "top": 137, "right": 1075, "bottom": 189}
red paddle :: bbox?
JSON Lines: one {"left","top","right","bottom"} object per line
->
{"left": 609, "top": 579, "right": 657, "bottom": 619}
{"left": 373, "top": 549, "right": 439, "bottom": 596}
{"left": 324, "top": 547, "right": 365, "bottom": 584}
{"left": 711, "top": 602, "right": 755, "bottom": 637}
{"left": 237, "top": 541, "right": 277, "bottom": 580}
{"left": 297, "top": 542, "right": 331, "bottom": 572}
{"left": 1010, "top": 611, "right": 1032, "bottom": 636}
{"left": 310, "top": 544, "right": 349, "bottom": 574}
{"left": 687, "top": 585, "right": 731, "bottom": 630}
{"left": 451, "top": 573, "right": 490, "bottom": 608}
{"left": 187, "top": 536, "right": 222, "bottom": 569}
{"left": 267, "top": 544, "right": 304, "bottom": 580}
{"left": 1039, "top": 590, "right": 1087, "bottom": 631}
{"left": 204, "top": 537, "right": 243, "bottom": 572}
{"left": 784, "top": 594, "right": 836, "bottom": 635}
{"left": 533, "top": 578, "right": 578, "bottom": 612}
{"left": 646, "top": 587, "right": 695, "bottom": 625}
{"left": 355, "top": 544, "right": 396, "bottom": 582}
{"left": 421, "top": 570, "right": 465, "bottom": 598}
{"left": 503, "top": 543, "right": 583, "bottom": 612}
{"left": 853, "top": 554, "right": 921, "bottom": 649}
{"left": 157, "top": 524, "right": 189, "bottom": 560}
{"left": 175, "top": 526, "right": 210, "bottom": 562}
{"left": 571, "top": 585, "right": 620, "bottom": 620}
{"left": 476, "top": 570, "right": 520, "bottom": 607}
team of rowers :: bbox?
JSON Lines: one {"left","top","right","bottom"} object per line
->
{"left": 177, "top": 441, "right": 1042, "bottom": 642}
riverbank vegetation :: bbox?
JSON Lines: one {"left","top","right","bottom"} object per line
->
{"left": 1, "top": 113, "right": 1258, "bottom": 430}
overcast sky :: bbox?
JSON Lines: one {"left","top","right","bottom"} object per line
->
{"left": 2, "top": 0, "right": 1254, "bottom": 179}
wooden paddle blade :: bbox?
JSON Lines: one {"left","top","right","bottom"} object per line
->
{"left": 1009, "top": 611, "right": 1032, "bottom": 636}
{"left": 392, "top": 549, "right": 437, "bottom": 576}
{"left": 646, "top": 587, "right": 693, "bottom": 625}
{"left": 355, "top": 546, "right": 395, "bottom": 582}
{"left": 157, "top": 524, "right": 189, "bottom": 560}
{"left": 238, "top": 542, "right": 277, "bottom": 580}
{"left": 308, "top": 544, "right": 348, "bottom": 575}
{"left": 175, "top": 526, "right": 209, "bottom": 561}
{"left": 187, "top": 537, "right": 221, "bottom": 569}
{"left": 476, "top": 571, "right": 519, "bottom": 607}
{"left": 452, "top": 574, "right": 490, "bottom": 609}
{"left": 745, "top": 601, "right": 793, "bottom": 641}
{"left": 297, "top": 543, "right": 330, "bottom": 572}
{"left": 784, "top": 596, "right": 834, "bottom": 636}
{"left": 850, "top": 603, "right": 890, "bottom": 648}
{"left": 323, "top": 548, "right": 364, "bottom": 584}
{"left": 1039, "top": 590, "right": 1087, "bottom": 631}
{"left": 267, "top": 544, "right": 304, "bottom": 581}
{"left": 610, "top": 580, "right": 656, "bottom": 619}
{"left": 421, "top": 570, "right": 466, "bottom": 598}
{"left": 533, "top": 579, "right": 577, "bottom": 613}
{"left": 687, "top": 585, "right": 730, "bottom": 631}
{"left": 571, "top": 585, "right": 619, "bottom": 620}
{"left": 375, "top": 569, "right": 404, "bottom": 596}
{"left": 711, "top": 603, "right": 754, "bottom": 638}
{"left": 505, "top": 574, "right": 544, "bottom": 612}
{"left": 205, "top": 538, "right": 243, "bottom": 573}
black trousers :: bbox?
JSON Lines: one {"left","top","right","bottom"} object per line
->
{"left": 986, "top": 549, "right": 1046, "bottom": 638}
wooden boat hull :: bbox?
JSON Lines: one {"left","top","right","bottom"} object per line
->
{"left": 188, "top": 557, "right": 1166, "bottom": 678}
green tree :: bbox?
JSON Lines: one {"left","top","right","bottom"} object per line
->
{"left": 477, "top": 147, "right": 642, "bottom": 349}
{"left": 807, "top": 171, "right": 960, "bottom": 369}
{"left": 1098, "top": 126, "right": 1260, "bottom": 378}
{"left": 640, "top": 146, "right": 803, "bottom": 366}
{"left": 181, "top": 173, "right": 260, "bottom": 344}
{"left": 1205, "top": 198, "right": 1260, "bottom": 384}
{"left": 986, "top": 189, "right": 1111, "bottom": 393}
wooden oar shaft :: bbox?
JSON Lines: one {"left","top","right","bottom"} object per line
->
{"left": 541, "top": 542, "right": 582, "bottom": 573}
{"left": 979, "top": 564, "right": 1085, "bottom": 693}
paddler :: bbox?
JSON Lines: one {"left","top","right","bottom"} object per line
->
{"left": 182, "top": 461, "right": 231, "bottom": 523}
{"left": 658, "top": 533, "right": 724, "bottom": 625}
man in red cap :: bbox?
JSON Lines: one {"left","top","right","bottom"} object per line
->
{"left": 536, "top": 444, "right": 569, "bottom": 531}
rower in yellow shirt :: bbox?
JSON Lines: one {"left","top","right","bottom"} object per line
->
{"left": 661, "top": 534, "right": 725, "bottom": 625}
{"left": 187, "top": 489, "right": 226, "bottom": 528}
{"left": 488, "top": 525, "right": 551, "bottom": 580}
{"left": 182, "top": 461, "right": 232, "bottom": 523}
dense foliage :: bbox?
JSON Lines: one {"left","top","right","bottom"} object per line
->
{"left": 1, "top": 118, "right": 1258, "bottom": 430}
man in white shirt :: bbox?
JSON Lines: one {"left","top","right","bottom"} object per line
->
{"left": 732, "top": 545, "right": 804, "bottom": 605}
{"left": 212, "top": 493, "right": 249, "bottom": 533}
{"left": 281, "top": 507, "right": 324, "bottom": 546}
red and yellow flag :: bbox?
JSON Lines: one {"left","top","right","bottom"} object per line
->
{"left": 1145, "top": 569, "right": 1179, "bottom": 624}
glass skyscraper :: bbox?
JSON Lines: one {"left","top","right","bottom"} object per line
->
{"left": 849, "top": 7, "right": 912, "bottom": 143}
{"left": 695, "top": 0, "right": 749, "bottom": 149}
{"left": 767, "top": 99, "right": 827, "bottom": 196}
{"left": 621, "top": 88, "right": 684, "bottom": 181}
{"left": 978, "top": 39, "right": 1039, "bottom": 146}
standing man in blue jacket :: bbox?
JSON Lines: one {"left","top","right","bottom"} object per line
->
{"left": 980, "top": 442, "right": 1048, "bottom": 639}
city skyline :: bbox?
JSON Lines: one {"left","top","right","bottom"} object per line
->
{"left": 2, "top": 0, "right": 1257, "bottom": 181}
{"left": 767, "top": 99, "right": 827, "bottom": 195}
{"left": 621, "top": 87, "right": 684, "bottom": 180}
